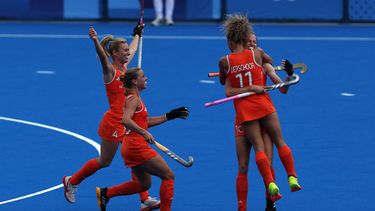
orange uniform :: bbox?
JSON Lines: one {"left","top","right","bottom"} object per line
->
{"left": 121, "top": 95, "right": 158, "bottom": 167}
{"left": 225, "top": 49, "right": 275, "bottom": 127}
{"left": 98, "top": 66, "right": 126, "bottom": 142}
{"left": 234, "top": 59, "right": 272, "bottom": 137}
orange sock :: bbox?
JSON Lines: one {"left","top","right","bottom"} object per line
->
{"left": 255, "top": 151, "right": 274, "bottom": 185}
{"left": 107, "top": 181, "right": 143, "bottom": 198}
{"left": 278, "top": 145, "right": 297, "bottom": 177}
{"left": 160, "top": 180, "right": 174, "bottom": 211}
{"left": 236, "top": 173, "right": 248, "bottom": 211}
{"left": 264, "top": 166, "right": 276, "bottom": 199}
{"left": 131, "top": 172, "right": 149, "bottom": 201}
{"left": 70, "top": 159, "right": 100, "bottom": 185}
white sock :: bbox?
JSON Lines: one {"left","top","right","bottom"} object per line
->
{"left": 153, "top": 0, "right": 163, "bottom": 19}
{"left": 165, "top": 0, "right": 175, "bottom": 20}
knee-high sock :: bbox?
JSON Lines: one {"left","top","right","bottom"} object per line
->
{"left": 255, "top": 151, "right": 274, "bottom": 186}
{"left": 236, "top": 173, "right": 248, "bottom": 211}
{"left": 153, "top": 0, "right": 163, "bottom": 19}
{"left": 70, "top": 159, "right": 101, "bottom": 185}
{"left": 160, "top": 180, "right": 174, "bottom": 211}
{"left": 264, "top": 166, "right": 276, "bottom": 198}
{"left": 278, "top": 145, "right": 297, "bottom": 177}
{"left": 131, "top": 172, "right": 149, "bottom": 201}
{"left": 165, "top": 0, "right": 175, "bottom": 20}
{"left": 107, "top": 181, "right": 143, "bottom": 198}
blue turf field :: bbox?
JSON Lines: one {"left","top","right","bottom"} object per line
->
{"left": 0, "top": 21, "right": 374, "bottom": 210}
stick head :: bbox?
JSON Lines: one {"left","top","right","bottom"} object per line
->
{"left": 183, "top": 156, "right": 194, "bottom": 167}
{"left": 293, "top": 63, "right": 308, "bottom": 74}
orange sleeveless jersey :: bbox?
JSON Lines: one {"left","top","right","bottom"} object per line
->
{"left": 97, "top": 66, "right": 126, "bottom": 142}
{"left": 226, "top": 49, "right": 275, "bottom": 125}
{"left": 122, "top": 95, "right": 158, "bottom": 167}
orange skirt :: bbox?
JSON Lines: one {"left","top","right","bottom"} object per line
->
{"left": 121, "top": 136, "right": 158, "bottom": 167}
{"left": 234, "top": 93, "right": 276, "bottom": 124}
{"left": 97, "top": 112, "right": 124, "bottom": 142}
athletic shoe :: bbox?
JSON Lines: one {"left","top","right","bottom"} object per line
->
{"left": 268, "top": 182, "right": 282, "bottom": 202}
{"left": 166, "top": 18, "right": 174, "bottom": 26}
{"left": 265, "top": 198, "right": 277, "bottom": 211}
{"left": 62, "top": 176, "right": 78, "bottom": 203}
{"left": 140, "top": 196, "right": 160, "bottom": 211}
{"left": 151, "top": 18, "right": 163, "bottom": 26}
{"left": 96, "top": 187, "right": 109, "bottom": 211}
{"left": 288, "top": 176, "right": 302, "bottom": 192}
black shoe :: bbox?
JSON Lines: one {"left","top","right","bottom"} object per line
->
{"left": 96, "top": 187, "right": 109, "bottom": 211}
{"left": 265, "top": 198, "right": 276, "bottom": 211}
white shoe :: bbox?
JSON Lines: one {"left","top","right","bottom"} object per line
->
{"left": 166, "top": 18, "right": 174, "bottom": 25}
{"left": 151, "top": 18, "right": 163, "bottom": 26}
{"left": 62, "top": 176, "right": 78, "bottom": 203}
{"left": 140, "top": 196, "right": 160, "bottom": 211}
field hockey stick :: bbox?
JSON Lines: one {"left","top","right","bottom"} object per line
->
{"left": 274, "top": 63, "right": 308, "bottom": 74}
{"left": 154, "top": 140, "right": 194, "bottom": 167}
{"left": 137, "top": 0, "right": 144, "bottom": 68}
{"left": 204, "top": 74, "right": 300, "bottom": 107}
{"left": 207, "top": 63, "right": 307, "bottom": 77}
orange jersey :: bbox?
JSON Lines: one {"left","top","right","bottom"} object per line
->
{"left": 98, "top": 66, "right": 126, "bottom": 142}
{"left": 124, "top": 95, "right": 149, "bottom": 142}
{"left": 226, "top": 49, "right": 275, "bottom": 124}
{"left": 122, "top": 95, "right": 158, "bottom": 167}
{"left": 104, "top": 66, "right": 126, "bottom": 120}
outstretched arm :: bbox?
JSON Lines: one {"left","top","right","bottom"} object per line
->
{"left": 89, "top": 26, "right": 114, "bottom": 83}
{"left": 148, "top": 107, "right": 189, "bottom": 127}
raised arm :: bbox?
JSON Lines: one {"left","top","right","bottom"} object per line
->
{"left": 125, "top": 22, "right": 144, "bottom": 67}
{"left": 89, "top": 26, "right": 115, "bottom": 83}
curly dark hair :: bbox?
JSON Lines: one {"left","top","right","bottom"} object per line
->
{"left": 222, "top": 14, "right": 253, "bottom": 46}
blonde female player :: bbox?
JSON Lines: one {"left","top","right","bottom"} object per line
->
{"left": 62, "top": 25, "right": 160, "bottom": 211}
{"left": 218, "top": 14, "right": 301, "bottom": 210}
{"left": 95, "top": 68, "right": 189, "bottom": 211}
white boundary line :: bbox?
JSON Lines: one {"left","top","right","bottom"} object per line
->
{"left": 0, "top": 116, "right": 100, "bottom": 205}
{"left": 0, "top": 33, "right": 375, "bottom": 41}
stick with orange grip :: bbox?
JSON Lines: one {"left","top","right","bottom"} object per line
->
{"left": 207, "top": 63, "right": 308, "bottom": 77}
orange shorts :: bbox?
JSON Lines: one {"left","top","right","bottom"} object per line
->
{"left": 97, "top": 113, "right": 124, "bottom": 142}
{"left": 121, "top": 137, "right": 158, "bottom": 167}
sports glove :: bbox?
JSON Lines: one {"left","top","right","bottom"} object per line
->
{"left": 132, "top": 21, "right": 144, "bottom": 37}
{"left": 166, "top": 107, "right": 189, "bottom": 120}
{"left": 283, "top": 59, "right": 294, "bottom": 76}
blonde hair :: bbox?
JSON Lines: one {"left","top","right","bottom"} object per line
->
{"left": 222, "top": 14, "right": 252, "bottom": 46}
{"left": 100, "top": 35, "right": 127, "bottom": 57}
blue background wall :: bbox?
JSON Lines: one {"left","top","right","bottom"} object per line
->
{"left": 227, "top": 0, "right": 343, "bottom": 21}
{"left": 0, "top": 0, "right": 374, "bottom": 22}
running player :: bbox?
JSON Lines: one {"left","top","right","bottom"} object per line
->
{"left": 62, "top": 24, "right": 160, "bottom": 211}
{"left": 95, "top": 67, "right": 189, "bottom": 211}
